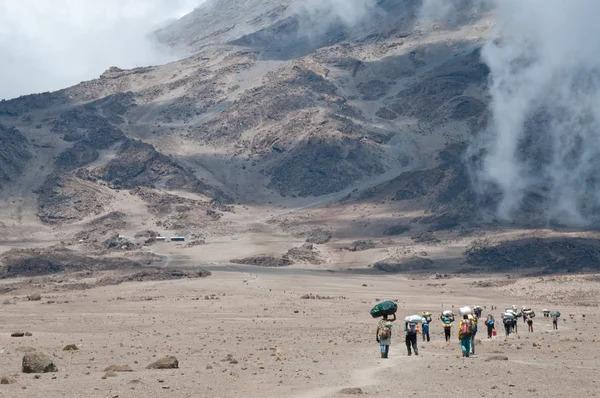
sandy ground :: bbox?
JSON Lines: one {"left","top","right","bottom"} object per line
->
{"left": 0, "top": 265, "right": 598, "bottom": 398}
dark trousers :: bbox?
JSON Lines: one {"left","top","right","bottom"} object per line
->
{"left": 553, "top": 321, "right": 558, "bottom": 330}
{"left": 487, "top": 325, "right": 494, "bottom": 338}
{"left": 380, "top": 344, "right": 389, "bottom": 358}
{"left": 444, "top": 328, "right": 451, "bottom": 342}
{"left": 422, "top": 331, "right": 430, "bottom": 342}
{"left": 406, "top": 333, "right": 418, "bottom": 355}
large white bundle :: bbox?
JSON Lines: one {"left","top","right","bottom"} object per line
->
{"left": 505, "top": 308, "right": 516, "bottom": 314}
{"left": 502, "top": 312, "right": 516, "bottom": 319}
{"left": 405, "top": 315, "right": 423, "bottom": 323}
{"left": 442, "top": 310, "right": 453, "bottom": 317}
{"left": 459, "top": 306, "right": 473, "bottom": 315}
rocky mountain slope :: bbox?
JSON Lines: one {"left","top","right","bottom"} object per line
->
{"left": 0, "top": 0, "right": 592, "bottom": 274}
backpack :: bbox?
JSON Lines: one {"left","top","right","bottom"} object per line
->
{"left": 406, "top": 322, "right": 417, "bottom": 335}
{"left": 460, "top": 319, "right": 473, "bottom": 336}
{"left": 378, "top": 321, "right": 391, "bottom": 340}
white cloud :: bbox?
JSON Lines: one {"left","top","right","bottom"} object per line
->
{"left": 476, "top": 0, "right": 600, "bottom": 225}
{"left": 0, "top": 0, "right": 202, "bottom": 100}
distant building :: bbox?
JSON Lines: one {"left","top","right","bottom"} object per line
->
{"left": 170, "top": 237, "right": 185, "bottom": 242}
{"left": 156, "top": 237, "right": 167, "bottom": 241}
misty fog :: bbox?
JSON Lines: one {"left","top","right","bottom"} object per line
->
{"left": 475, "top": 0, "right": 600, "bottom": 226}
{"left": 0, "top": 0, "right": 202, "bottom": 100}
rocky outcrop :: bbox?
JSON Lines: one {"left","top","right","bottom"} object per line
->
{"left": 0, "top": 124, "right": 30, "bottom": 190}
{"left": 22, "top": 351, "right": 58, "bottom": 373}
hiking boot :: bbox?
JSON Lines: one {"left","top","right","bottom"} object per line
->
{"left": 415, "top": 351, "right": 419, "bottom": 356}
{"left": 407, "top": 352, "right": 412, "bottom": 356}
{"left": 381, "top": 353, "right": 385, "bottom": 358}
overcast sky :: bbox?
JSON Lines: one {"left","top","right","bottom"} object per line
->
{"left": 0, "top": 0, "right": 203, "bottom": 100}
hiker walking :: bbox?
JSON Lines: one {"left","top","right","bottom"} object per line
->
{"left": 484, "top": 315, "right": 495, "bottom": 339}
{"left": 422, "top": 318, "right": 431, "bottom": 342}
{"left": 404, "top": 319, "right": 419, "bottom": 356}
{"left": 376, "top": 314, "right": 396, "bottom": 358}
{"left": 440, "top": 311, "right": 454, "bottom": 342}
{"left": 552, "top": 312, "right": 559, "bottom": 330}
{"left": 422, "top": 312, "right": 432, "bottom": 342}
{"left": 458, "top": 314, "right": 474, "bottom": 358}
{"left": 502, "top": 313, "right": 512, "bottom": 337}
{"left": 468, "top": 313, "right": 478, "bottom": 355}
{"left": 526, "top": 314, "right": 534, "bottom": 332}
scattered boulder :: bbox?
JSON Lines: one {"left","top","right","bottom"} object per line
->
{"left": 231, "top": 256, "right": 293, "bottom": 267}
{"left": 102, "top": 372, "right": 118, "bottom": 379}
{"left": 0, "top": 376, "right": 15, "bottom": 385}
{"left": 104, "top": 365, "right": 133, "bottom": 372}
{"left": 286, "top": 244, "right": 323, "bottom": 265}
{"left": 22, "top": 352, "right": 58, "bottom": 373}
{"left": 300, "top": 293, "right": 345, "bottom": 300}
{"left": 11, "top": 332, "right": 25, "bottom": 337}
{"left": 373, "top": 256, "right": 434, "bottom": 273}
{"left": 305, "top": 229, "right": 332, "bottom": 244}
{"left": 345, "top": 240, "right": 376, "bottom": 252}
{"left": 382, "top": 224, "right": 410, "bottom": 236}
{"left": 27, "top": 293, "right": 42, "bottom": 301}
{"left": 146, "top": 357, "right": 178, "bottom": 370}
{"left": 15, "top": 347, "right": 36, "bottom": 353}
{"left": 62, "top": 345, "right": 78, "bottom": 351}
{"left": 340, "top": 387, "right": 364, "bottom": 395}
{"left": 485, "top": 355, "right": 509, "bottom": 362}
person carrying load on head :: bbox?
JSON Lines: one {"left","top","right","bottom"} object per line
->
{"left": 523, "top": 308, "right": 535, "bottom": 332}
{"left": 526, "top": 313, "right": 534, "bottom": 332}
{"left": 422, "top": 312, "right": 432, "bottom": 342}
{"left": 484, "top": 314, "right": 495, "bottom": 339}
{"left": 376, "top": 314, "right": 396, "bottom": 358}
{"left": 440, "top": 310, "right": 454, "bottom": 342}
{"left": 551, "top": 311, "right": 560, "bottom": 330}
{"left": 404, "top": 315, "right": 421, "bottom": 356}
{"left": 458, "top": 311, "right": 474, "bottom": 358}
{"left": 371, "top": 300, "right": 398, "bottom": 358}
{"left": 502, "top": 312, "right": 514, "bottom": 337}
{"left": 506, "top": 308, "right": 518, "bottom": 333}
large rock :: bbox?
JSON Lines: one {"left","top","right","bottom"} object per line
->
{"left": 0, "top": 376, "right": 16, "bottom": 385}
{"left": 22, "top": 352, "right": 58, "bottom": 373}
{"left": 146, "top": 356, "right": 178, "bottom": 370}
{"left": 104, "top": 365, "right": 133, "bottom": 372}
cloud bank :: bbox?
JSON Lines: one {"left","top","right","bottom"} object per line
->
{"left": 474, "top": 0, "right": 600, "bottom": 226}
{"left": 0, "top": 0, "right": 201, "bottom": 100}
